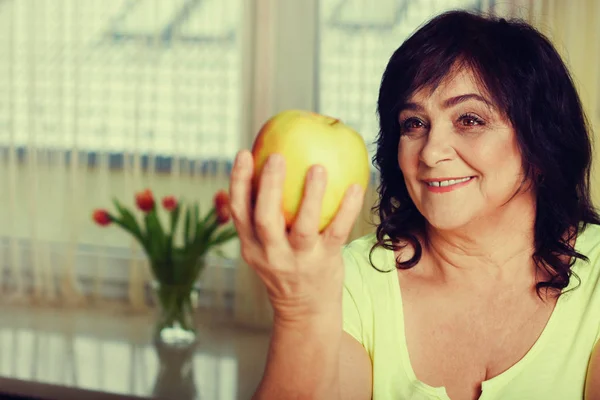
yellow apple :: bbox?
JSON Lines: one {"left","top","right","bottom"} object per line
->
{"left": 251, "top": 109, "right": 370, "bottom": 232}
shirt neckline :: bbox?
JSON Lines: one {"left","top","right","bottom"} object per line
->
{"left": 381, "top": 232, "right": 584, "bottom": 398}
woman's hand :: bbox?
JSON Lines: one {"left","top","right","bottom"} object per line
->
{"left": 229, "top": 149, "right": 365, "bottom": 323}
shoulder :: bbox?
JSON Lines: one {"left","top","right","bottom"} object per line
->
{"left": 574, "top": 223, "right": 600, "bottom": 281}
{"left": 565, "top": 223, "right": 600, "bottom": 296}
{"left": 342, "top": 233, "right": 396, "bottom": 292}
{"left": 343, "top": 233, "right": 392, "bottom": 271}
{"left": 577, "top": 223, "right": 600, "bottom": 256}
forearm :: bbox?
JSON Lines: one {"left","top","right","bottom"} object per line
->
{"left": 253, "top": 312, "right": 343, "bottom": 400}
{"left": 586, "top": 341, "right": 600, "bottom": 399}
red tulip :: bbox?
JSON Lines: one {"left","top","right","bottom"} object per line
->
{"left": 214, "top": 190, "right": 231, "bottom": 224}
{"left": 162, "top": 196, "right": 177, "bottom": 211}
{"left": 92, "top": 209, "right": 112, "bottom": 226}
{"left": 135, "top": 189, "right": 155, "bottom": 213}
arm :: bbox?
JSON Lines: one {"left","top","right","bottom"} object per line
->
{"left": 253, "top": 313, "right": 343, "bottom": 399}
{"left": 586, "top": 340, "right": 600, "bottom": 399}
{"left": 253, "top": 318, "right": 372, "bottom": 399}
{"left": 340, "top": 332, "right": 373, "bottom": 399}
{"left": 229, "top": 150, "right": 371, "bottom": 399}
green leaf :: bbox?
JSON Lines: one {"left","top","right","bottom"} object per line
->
{"left": 190, "top": 257, "right": 208, "bottom": 282}
{"left": 110, "top": 218, "right": 147, "bottom": 255}
{"left": 200, "top": 227, "right": 238, "bottom": 260}
{"left": 189, "top": 219, "right": 218, "bottom": 258}
{"left": 200, "top": 207, "right": 215, "bottom": 227}
{"left": 167, "top": 203, "right": 181, "bottom": 257}
{"left": 167, "top": 249, "right": 203, "bottom": 285}
{"left": 195, "top": 203, "right": 201, "bottom": 225}
{"left": 193, "top": 203, "right": 204, "bottom": 242}
{"left": 112, "top": 198, "right": 148, "bottom": 250}
{"left": 189, "top": 207, "right": 215, "bottom": 252}
{"left": 170, "top": 203, "right": 181, "bottom": 237}
{"left": 144, "top": 208, "right": 167, "bottom": 263}
{"left": 210, "top": 226, "right": 238, "bottom": 246}
{"left": 184, "top": 206, "right": 192, "bottom": 248}
{"left": 211, "top": 247, "right": 230, "bottom": 260}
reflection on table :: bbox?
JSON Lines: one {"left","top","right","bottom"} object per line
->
{"left": 0, "top": 305, "right": 270, "bottom": 400}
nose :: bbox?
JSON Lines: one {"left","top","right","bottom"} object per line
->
{"left": 419, "top": 124, "right": 454, "bottom": 167}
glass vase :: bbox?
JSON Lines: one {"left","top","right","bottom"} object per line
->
{"left": 152, "top": 339, "right": 197, "bottom": 399}
{"left": 149, "top": 256, "right": 206, "bottom": 347}
{"left": 151, "top": 281, "right": 198, "bottom": 347}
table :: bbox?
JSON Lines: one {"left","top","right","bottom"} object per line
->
{"left": 0, "top": 304, "right": 271, "bottom": 400}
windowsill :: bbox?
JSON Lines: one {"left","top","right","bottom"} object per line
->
{"left": 0, "top": 237, "right": 240, "bottom": 310}
{"left": 0, "top": 303, "right": 270, "bottom": 400}
{"left": 5, "top": 148, "right": 236, "bottom": 175}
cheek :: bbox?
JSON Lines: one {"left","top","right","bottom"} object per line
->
{"left": 397, "top": 140, "right": 421, "bottom": 173}
{"left": 398, "top": 142, "right": 424, "bottom": 202}
{"left": 465, "top": 125, "right": 518, "bottom": 164}
{"left": 483, "top": 139, "right": 521, "bottom": 170}
{"left": 470, "top": 136, "right": 524, "bottom": 187}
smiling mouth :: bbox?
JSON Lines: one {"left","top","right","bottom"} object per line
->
{"left": 425, "top": 177, "right": 474, "bottom": 187}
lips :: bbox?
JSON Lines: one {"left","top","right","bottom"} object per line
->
{"left": 422, "top": 176, "right": 476, "bottom": 193}
{"left": 425, "top": 176, "right": 473, "bottom": 187}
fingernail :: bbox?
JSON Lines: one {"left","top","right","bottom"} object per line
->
{"left": 310, "top": 165, "right": 324, "bottom": 179}
{"left": 235, "top": 151, "right": 249, "bottom": 169}
{"left": 267, "top": 153, "right": 283, "bottom": 169}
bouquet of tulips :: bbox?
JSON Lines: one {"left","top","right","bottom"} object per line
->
{"left": 92, "top": 188, "right": 238, "bottom": 286}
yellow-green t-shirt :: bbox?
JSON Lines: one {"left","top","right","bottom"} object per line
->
{"left": 342, "top": 223, "right": 600, "bottom": 400}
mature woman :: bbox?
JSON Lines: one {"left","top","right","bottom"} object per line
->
{"left": 230, "top": 10, "right": 600, "bottom": 400}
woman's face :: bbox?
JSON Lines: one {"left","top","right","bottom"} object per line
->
{"left": 397, "top": 68, "right": 529, "bottom": 231}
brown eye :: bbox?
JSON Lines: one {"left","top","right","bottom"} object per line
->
{"left": 458, "top": 113, "right": 484, "bottom": 127}
{"left": 408, "top": 120, "right": 424, "bottom": 128}
{"left": 401, "top": 117, "right": 426, "bottom": 133}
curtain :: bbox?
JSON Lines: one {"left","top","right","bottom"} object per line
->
{"left": 329, "top": 0, "right": 600, "bottom": 242}
{"left": 233, "top": 0, "right": 494, "bottom": 329}
{"left": 319, "top": 0, "right": 486, "bottom": 240}
{"left": 0, "top": 0, "right": 241, "bottom": 312}
{"left": 233, "top": 0, "right": 320, "bottom": 329}
{"left": 495, "top": 0, "right": 600, "bottom": 202}
{"left": 3, "top": 0, "right": 598, "bottom": 331}
{"left": 233, "top": 0, "right": 600, "bottom": 329}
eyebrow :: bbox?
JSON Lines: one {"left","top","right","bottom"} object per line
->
{"left": 400, "top": 93, "right": 494, "bottom": 112}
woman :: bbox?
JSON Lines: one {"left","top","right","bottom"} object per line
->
{"left": 230, "top": 10, "right": 600, "bottom": 400}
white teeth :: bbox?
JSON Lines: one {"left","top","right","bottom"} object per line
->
{"left": 427, "top": 177, "right": 471, "bottom": 187}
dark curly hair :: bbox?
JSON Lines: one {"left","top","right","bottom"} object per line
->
{"left": 370, "top": 10, "right": 600, "bottom": 296}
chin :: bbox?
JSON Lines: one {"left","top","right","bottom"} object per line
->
{"left": 421, "top": 210, "right": 475, "bottom": 232}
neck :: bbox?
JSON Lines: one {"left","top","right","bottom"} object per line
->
{"left": 424, "top": 193, "right": 537, "bottom": 285}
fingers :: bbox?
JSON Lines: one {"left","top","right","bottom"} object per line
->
{"left": 322, "top": 184, "right": 365, "bottom": 247}
{"left": 229, "top": 150, "right": 259, "bottom": 247}
{"left": 253, "top": 153, "right": 287, "bottom": 246}
{"left": 288, "top": 165, "right": 327, "bottom": 251}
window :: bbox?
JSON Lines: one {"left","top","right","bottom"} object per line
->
{"left": 317, "top": 0, "right": 482, "bottom": 159}
{"left": 0, "top": 0, "right": 243, "bottom": 161}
